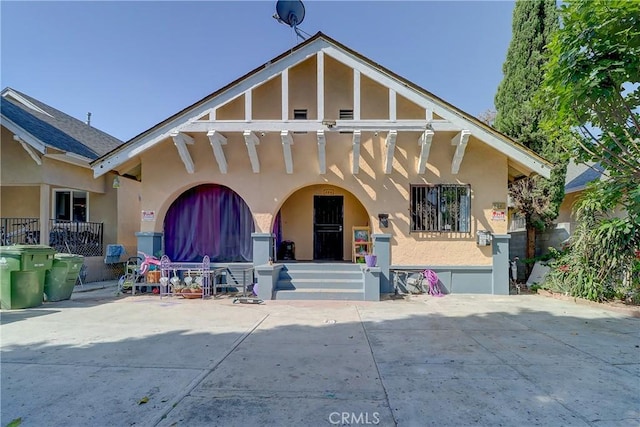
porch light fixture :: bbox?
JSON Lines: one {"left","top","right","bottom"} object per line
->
{"left": 322, "top": 120, "right": 336, "bottom": 129}
{"left": 112, "top": 176, "right": 120, "bottom": 189}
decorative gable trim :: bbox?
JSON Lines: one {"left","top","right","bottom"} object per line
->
{"left": 91, "top": 33, "right": 552, "bottom": 179}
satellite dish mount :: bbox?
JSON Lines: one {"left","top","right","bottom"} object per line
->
{"left": 274, "top": 0, "right": 309, "bottom": 41}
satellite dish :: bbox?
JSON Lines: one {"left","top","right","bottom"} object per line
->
{"left": 275, "top": 0, "right": 305, "bottom": 27}
{"left": 274, "top": 0, "right": 309, "bottom": 41}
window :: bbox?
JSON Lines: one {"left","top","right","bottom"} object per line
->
{"left": 54, "top": 190, "right": 87, "bottom": 222}
{"left": 410, "top": 184, "right": 470, "bottom": 232}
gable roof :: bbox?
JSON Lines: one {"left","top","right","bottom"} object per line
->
{"left": 1, "top": 87, "right": 123, "bottom": 160}
{"left": 91, "top": 32, "right": 553, "bottom": 179}
{"left": 565, "top": 161, "right": 604, "bottom": 193}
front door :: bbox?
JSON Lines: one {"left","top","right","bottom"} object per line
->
{"left": 313, "top": 196, "right": 344, "bottom": 260}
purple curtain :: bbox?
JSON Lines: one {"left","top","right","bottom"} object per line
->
{"left": 273, "top": 210, "right": 282, "bottom": 259}
{"left": 164, "top": 184, "right": 254, "bottom": 262}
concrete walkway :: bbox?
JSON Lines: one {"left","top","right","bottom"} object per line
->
{"left": 1, "top": 285, "right": 638, "bottom": 426}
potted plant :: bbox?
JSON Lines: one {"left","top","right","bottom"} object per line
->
{"left": 364, "top": 253, "right": 377, "bottom": 267}
{"left": 183, "top": 282, "right": 202, "bottom": 299}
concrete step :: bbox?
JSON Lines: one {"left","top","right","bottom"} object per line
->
{"left": 273, "top": 288, "right": 365, "bottom": 301}
{"left": 280, "top": 263, "right": 362, "bottom": 272}
{"left": 278, "top": 270, "right": 362, "bottom": 281}
{"left": 276, "top": 278, "right": 363, "bottom": 290}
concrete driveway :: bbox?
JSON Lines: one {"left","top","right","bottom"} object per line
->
{"left": 1, "top": 284, "right": 638, "bottom": 426}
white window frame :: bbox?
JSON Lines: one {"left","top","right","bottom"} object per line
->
{"left": 52, "top": 189, "right": 89, "bottom": 223}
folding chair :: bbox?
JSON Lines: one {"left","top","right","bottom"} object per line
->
{"left": 104, "top": 244, "right": 126, "bottom": 280}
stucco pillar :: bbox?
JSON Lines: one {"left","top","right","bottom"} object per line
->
{"left": 491, "top": 234, "right": 511, "bottom": 295}
{"left": 39, "top": 184, "right": 50, "bottom": 245}
{"left": 362, "top": 265, "right": 381, "bottom": 301}
{"left": 372, "top": 233, "right": 392, "bottom": 294}
{"left": 255, "top": 264, "right": 282, "bottom": 301}
{"left": 135, "top": 232, "right": 163, "bottom": 258}
{"left": 252, "top": 232, "right": 274, "bottom": 266}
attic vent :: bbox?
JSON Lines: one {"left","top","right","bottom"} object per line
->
{"left": 293, "top": 109, "right": 308, "bottom": 134}
{"left": 339, "top": 109, "right": 354, "bottom": 120}
{"left": 339, "top": 109, "right": 354, "bottom": 134}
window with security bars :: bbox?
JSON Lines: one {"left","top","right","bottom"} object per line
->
{"left": 410, "top": 184, "right": 471, "bottom": 232}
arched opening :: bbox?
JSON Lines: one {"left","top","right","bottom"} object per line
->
{"left": 164, "top": 184, "right": 255, "bottom": 262}
{"left": 272, "top": 184, "right": 369, "bottom": 261}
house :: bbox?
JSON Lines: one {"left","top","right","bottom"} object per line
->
{"left": 0, "top": 88, "right": 138, "bottom": 281}
{"left": 508, "top": 161, "right": 609, "bottom": 282}
{"left": 91, "top": 33, "right": 552, "bottom": 299}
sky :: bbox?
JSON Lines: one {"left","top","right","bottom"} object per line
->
{"left": 1, "top": 1, "right": 516, "bottom": 142}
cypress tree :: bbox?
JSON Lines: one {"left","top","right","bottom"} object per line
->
{"left": 493, "top": 0, "right": 564, "bottom": 273}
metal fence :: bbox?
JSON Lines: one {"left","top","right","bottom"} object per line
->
{"left": 49, "top": 220, "right": 103, "bottom": 256}
{"left": 1, "top": 218, "right": 40, "bottom": 245}
{"left": 0, "top": 217, "right": 104, "bottom": 256}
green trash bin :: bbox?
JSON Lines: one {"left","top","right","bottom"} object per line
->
{"left": 0, "top": 245, "right": 54, "bottom": 309}
{"left": 45, "top": 254, "right": 84, "bottom": 301}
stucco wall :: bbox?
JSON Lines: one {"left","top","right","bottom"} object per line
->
{"left": 2, "top": 127, "right": 44, "bottom": 184}
{"left": 1, "top": 186, "right": 39, "bottom": 217}
{"left": 289, "top": 55, "right": 318, "bottom": 119}
{"left": 138, "top": 126, "right": 506, "bottom": 266}
{"left": 557, "top": 191, "right": 580, "bottom": 224}
{"left": 126, "top": 53, "right": 512, "bottom": 267}
{"left": 279, "top": 184, "right": 369, "bottom": 261}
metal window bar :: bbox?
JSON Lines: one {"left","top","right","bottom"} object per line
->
{"left": 49, "top": 219, "right": 104, "bottom": 256}
{"left": 410, "top": 185, "right": 470, "bottom": 233}
{"left": 410, "top": 185, "right": 438, "bottom": 232}
{"left": 440, "top": 185, "right": 470, "bottom": 232}
{"left": 0, "top": 217, "right": 40, "bottom": 245}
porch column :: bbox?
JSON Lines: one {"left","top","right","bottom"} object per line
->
{"left": 39, "top": 184, "right": 50, "bottom": 245}
{"left": 135, "top": 232, "right": 163, "bottom": 258}
{"left": 372, "top": 233, "right": 392, "bottom": 294}
{"left": 252, "top": 232, "right": 274, "bottom": 266}
{"left": 491, "top": 234, "right": 510, "bottom": 295}
{"left": 362, "top": 265, "right": 381, "bottom": 301}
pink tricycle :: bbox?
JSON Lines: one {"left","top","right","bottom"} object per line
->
{"left": 118, "top": 251, "right": 161, "bottom": 294}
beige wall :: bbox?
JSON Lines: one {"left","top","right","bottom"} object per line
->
{"left": 324, "top": 55, "right": 353, "bottom": 120}
{"left": 120, "top": 52, "right": 516, "bottom": 267}
{"left": 2, "top": 126, "right": 106, "bottom": 193}
{"left": 361, "top": 75, "right": 389, "bottom": 119}
{"left": 138, "top": 127, "right": 507, "bottom": 266}
{"left": 1, "top": 125, "right": 142, "bottom": 259}
{"left": 117, "top": 175, "right": 142, "bottom": 254}
{"left": 557, "top": 191, "right": 580, "bottom": 224}
{"left": 289, "top": 55, "right": 317, "bottom": 119}
{"left": 279, "top": 184, "right": 368, "bottom": 261}
{"left": 1, "top": 186, "right": 39, "bottom": 217}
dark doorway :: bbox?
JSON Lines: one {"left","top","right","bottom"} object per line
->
{"left": 313, "top": 195, "right": 344, "bottom": 260}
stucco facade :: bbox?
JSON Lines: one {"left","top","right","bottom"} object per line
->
{"left": 1, "top": 89, "right": 139, "bottom": 281}
{"left": 92, "top": 33, "right": 552, "bottom": 296}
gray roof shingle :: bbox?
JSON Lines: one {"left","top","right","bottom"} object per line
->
{"left": 565, "top": 161, "right": 604, "bottom": 193}
{"left": 1, "top": 88, "right": 122, "bottom": 159}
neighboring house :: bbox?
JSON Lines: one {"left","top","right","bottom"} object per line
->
{"left": 0, "top": 87, "right": 139, "bottom": 281}
{"left": 557, "top": 161, "right": 605, "bottom": 227}
{"left": 91, "top": 33, "right": 552, "bottom": 299}
{"left": 508, "top": 161, "right": 606, "bottom": 281}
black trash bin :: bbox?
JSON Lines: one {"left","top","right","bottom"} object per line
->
{"left": 277, "top": 240, "right": 295, "bottom": 260}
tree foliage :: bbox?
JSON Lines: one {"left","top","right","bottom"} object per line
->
{"left": 541, "top": 0, "right": 640, "bottom": 218}
{"left": 540, "top": 0, "right": 640, "bottom": 302}
{"left": 495, "top": 0, "right": 559, "bottom": 153}
{"left": 493, "top": 0, "right": 562, "bottom": 268}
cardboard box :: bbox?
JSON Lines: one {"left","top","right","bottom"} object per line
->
{"left": 146, "top": 270, "right": 161, "bottom": 283}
